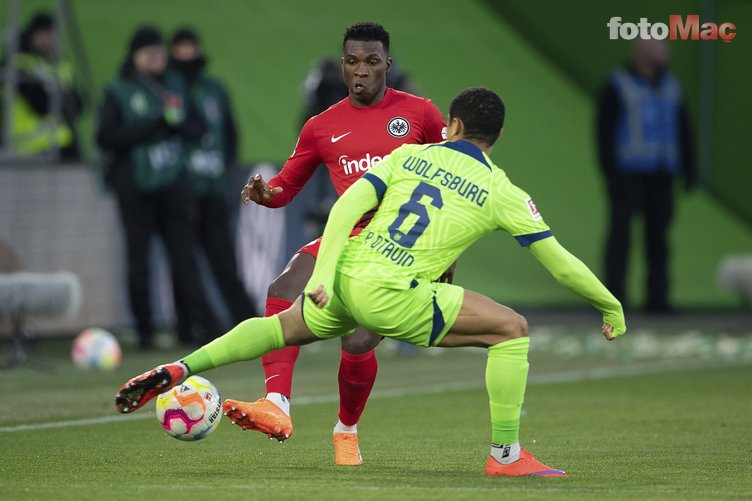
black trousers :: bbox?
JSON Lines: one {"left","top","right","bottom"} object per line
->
{"left": 604, "top": 172, "right": 674, "bottom": 310}
{"left": 115, "top": 180, "right": 218, "bottom": 346}
{"left": 192, "top": 195, "right": 257, "bottom": 324}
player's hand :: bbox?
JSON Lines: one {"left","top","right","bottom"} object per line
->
{"left": 601, "top": 304, "right": 627, "bottom": 341}
{"left": 307, "top": 285, "right": 329, "bottom": 308}
{"left": 241, "top": 174, "right": 283, "bottom": 205}
{"left": 438, "top": 260, "right": 458, "bottom": 284}
{"left": 601, "top": 316, "right": 627, "bottom": 341}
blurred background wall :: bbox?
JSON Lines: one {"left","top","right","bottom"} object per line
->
{"left": 0, "top": 0, "right": 749, "bottom": 334}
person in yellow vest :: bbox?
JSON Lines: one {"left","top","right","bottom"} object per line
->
{"left": 13, "top": 12, "right": 82, "bottom": 160}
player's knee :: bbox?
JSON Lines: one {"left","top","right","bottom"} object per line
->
{"left": 341, "top": 330, "right": 382, "bottom": 354}
{"left": 503, "top": 313, "right": 528, "bottom": 340}
{"left": 267, "top": 253, "right": 314, "bottom": 301}
{"left": 514, "top": 314, "right": 529, "bottom": 339}
{"left": 266, "top": 273, "right": 300, "bottom": 302}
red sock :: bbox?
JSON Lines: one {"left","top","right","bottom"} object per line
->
{"left": 338, "top": 349, "right": 378, "bottom": 426}
{"left": 260, "top": 297, "right": 299, "bottom": 397}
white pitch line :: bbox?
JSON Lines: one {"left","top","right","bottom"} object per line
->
{"left": 0, "top": 359, "right": 748, "bottom": 434}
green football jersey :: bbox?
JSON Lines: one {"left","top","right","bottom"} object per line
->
{"left": 337, "top": 140, "right": 552, "bottom": 289}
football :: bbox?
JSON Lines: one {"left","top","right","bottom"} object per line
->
{"left": 155, "top": 376, "right": 222, "bottom": 441}
{"left": 71, "top": 328, "right": 122, "bottom": 371}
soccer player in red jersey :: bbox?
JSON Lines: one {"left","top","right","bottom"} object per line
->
{"left": 235, "top": 22, "right": 446, "bottom": 465}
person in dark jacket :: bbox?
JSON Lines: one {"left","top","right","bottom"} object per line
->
{"left": 169, "top": 27, "right": 257, "bottom": 323}
{"left": 96, "top": 26, "right": 218, "bottom": 349}
{"left": 596, "top": 39, "right": 696, "bottom": 313}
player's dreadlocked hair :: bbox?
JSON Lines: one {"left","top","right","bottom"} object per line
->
{"left": 449, "top": 88, "right": 506, "bottom": 146}
{"left": 343, "top": 22, "right": 390, "bottom": 52}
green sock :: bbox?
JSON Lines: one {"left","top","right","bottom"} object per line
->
{"left": 182, "top": 316, "right": 285, "bottom": 374}
{"left": 486, "top": 337, "right": 530, "bottom": 445}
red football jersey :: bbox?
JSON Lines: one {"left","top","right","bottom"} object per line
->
{"left": 262, "top": 88, "right": 446, "bottom": 208}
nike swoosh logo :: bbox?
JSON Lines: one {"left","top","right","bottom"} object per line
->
{"left": 265, "top": 374, "right": 279, "bottom": 384}
{"left": 331, "top": 132, "right": 352, "bottom": 143}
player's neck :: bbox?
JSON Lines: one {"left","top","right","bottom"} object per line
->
{"left": 348, "top": 87, "right": 387, "bottom": 108}
{"left": 455, "top": 136, "right": 494, "bottom": 156}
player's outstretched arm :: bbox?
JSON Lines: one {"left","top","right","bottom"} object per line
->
{"left": 306, "top": 178, "right": 379, "bottom": 307}
{"left": 528, "top": 236, "right": 626, "bottom": 340}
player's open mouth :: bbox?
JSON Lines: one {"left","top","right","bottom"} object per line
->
{"left": 352, "top": 82, "right": 366, "bottom": 91}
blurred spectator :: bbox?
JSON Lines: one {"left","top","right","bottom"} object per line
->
{"left": 95, "top": 26, "right": 217, "bottom": 349}
{"left": 12, "top": 12, "right": 82, "bottom": 160}
{"left": 169, "top": 27, "right": 257, "bottom": 323}
{"left": 596, "top": 39, "right": 696, "bottom": 313}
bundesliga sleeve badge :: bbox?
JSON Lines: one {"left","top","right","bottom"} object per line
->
{"left": 526, "top": 198, "right": 542, "bottom": 221}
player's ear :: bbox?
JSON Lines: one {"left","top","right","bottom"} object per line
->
{"left": 385, "top": 56, "right": 392, "bottom": 73}
{"left": 447, "top": 116, "right": 463, "bottom": 140}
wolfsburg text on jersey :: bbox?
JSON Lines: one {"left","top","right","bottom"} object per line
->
{"left": 402, "top": 155, "right": 488, "bottom": 207}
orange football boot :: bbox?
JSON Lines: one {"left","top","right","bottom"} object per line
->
{"left": 485, "top": 448, "right": 568, "bottom": 477}
{"left": 222, "top": 398, "right": 293, "bottom": 442}
{"left": 333, "top": 433, "right": 363, "bottom": 465}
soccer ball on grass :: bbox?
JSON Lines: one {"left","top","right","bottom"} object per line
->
{"left": 156, "top": 376, "right": 222, "bottom": 441}
{"left": 71, "top": 328, "right": 121, "bottom": 370}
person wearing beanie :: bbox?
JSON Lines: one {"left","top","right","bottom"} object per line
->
{"left": 12, "top": 11, "right": 82, "bottom": 160}
{"left": 168, "top": 27, "right": 258, "bottom": 325}
{"left": 96, "top": 26, "right": 218, "bottom": 350}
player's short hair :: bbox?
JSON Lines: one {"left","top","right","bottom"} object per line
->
{"left": 449, "top": 88, "right": 506, "bottom": 146}
{"left": 343, "top": 22, "right": 390, "bottom": 53}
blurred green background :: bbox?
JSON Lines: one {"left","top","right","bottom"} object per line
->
{"left": 2, "top": 0, "right": 749, "bottom": 309}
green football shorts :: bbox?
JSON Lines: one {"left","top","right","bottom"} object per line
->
{"left": 301, "top": 273, "right": 464, "bottom": 347}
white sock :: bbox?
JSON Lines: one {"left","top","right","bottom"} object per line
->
{"left": 265, "top": 392, "right": 291, "bottom": 416}
{"left": 491, "top": 442, "right": 521, "bottom": 464}
{"left": 333, "top": 419, "right": 358, "bottom": 434}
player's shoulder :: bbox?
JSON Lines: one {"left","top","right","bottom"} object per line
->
{"left": 388, "top": 88, "right": 437, "bottom": 110}
{"left": 306, "top": 96, "right": 350, "bottom": 129}
{"left": 315, "top": 96, "right": 351, "bottom": 118}
{"left": 393, "top": 142, "right": 424, "bottom": 156}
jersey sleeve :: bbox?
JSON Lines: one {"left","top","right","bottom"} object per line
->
{"left": 422, "top": 99, "right": 447, "bottom": 143}
{"left": 491, "top": 172, "right": 552, "bottom": 246}
{"left": 262, "top": 117, "right": 322, "bottom": 208}
{"left": 307, "top": 178, "right": 380, "bottom": 296}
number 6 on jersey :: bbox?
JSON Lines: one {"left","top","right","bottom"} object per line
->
{"left": 387, "top": 182, "right": 443, "bottom": 248}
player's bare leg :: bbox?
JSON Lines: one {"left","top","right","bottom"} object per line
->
{"left": 333, "top": 328, "right": 382, "bottom": 465}
{"left": 438, "top": 290, "right": 567, "bottom": 477}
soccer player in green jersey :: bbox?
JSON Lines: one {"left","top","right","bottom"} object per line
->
{"left": 116, "top": 87, "right": 626, "bottom": 477}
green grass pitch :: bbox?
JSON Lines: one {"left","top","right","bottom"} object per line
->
{"left": 1, "top": 330, "right": 750, "bottom": 500}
